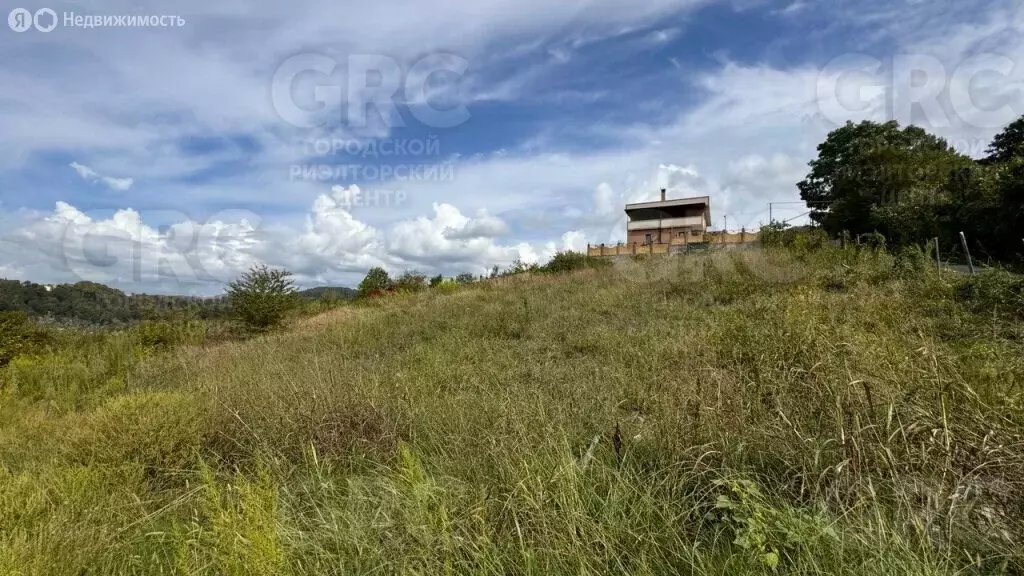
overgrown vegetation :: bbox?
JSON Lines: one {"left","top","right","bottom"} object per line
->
{"left": 798, "top": 117, "right": 1024, "bottom": 266}
{"left": 2, "top": 244, "right": 1022, "bottom": 574}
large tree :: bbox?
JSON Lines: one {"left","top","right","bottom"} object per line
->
{"left": 798, "top": 120, "right": 972, "bottom": 241}
{"left": 984, "top": 115, "right": 1024, "bottom": 165}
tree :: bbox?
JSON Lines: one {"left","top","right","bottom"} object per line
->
{"left": 996, "top": 158, "right": 1024, "bottom": 262}
{"left": 798, "top": 120, "right": 972, "bottom": 242}
{"left": 984, "top": 115, "right": 1024, "bottom": 165}
{"left": 358, "top": 267, "right": 391, "bottom": 297}
{"left": 455, "top": 273, "right": 475, "bottom": 285}
{"left": 393, "top": 270, "right": 427, "bottom": 293}
{"left": 429, "top": 274, "right": 444, "bottom": 288}
{"left": 226, "top": 265, "right": 299, "bottom": 331}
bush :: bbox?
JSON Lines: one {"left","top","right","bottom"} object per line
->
{"left": 132, "top": 320, "right": 207, "bottom": 349}
{"left": 67, "top": 391, "right": 205, "bottom": 473}
{"left": 226, "top": 265, "right": 299, "bottom": 331}
{"left": 760, "top": 223, "right": 829, "bottom": 252}
{"left": 358, "top": 267, "right": 392, "bottom": 298}
{"left": 0, "top": 311, "right": 51, "bottom": 366}
{"left": 955, "top": 268, "right": 1024, "bottom": 319}
{"left": 455, "top": 273, "right": 475, "bottom": 285}
{"left": 429, "top": 275, "right": 444, "bottom": 288}
{"left": 759, "top": 222, "right": 790, "bottom": 248}
{"left": 393, "top": 271, "right": 427, "bottom": 293}
{"left": 434, "top": 279, "right": 460, "bottom": 294}
{"left": 542, "top": 251, "right": 610, "bottom": 274}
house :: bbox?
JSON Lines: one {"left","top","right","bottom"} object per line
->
{"left": 625, "top": 189, "right": 711, "bottom": 245}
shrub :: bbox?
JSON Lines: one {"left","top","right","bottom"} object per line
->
{"left": 429, "top": 274, "right": 444, "bottom": 288}
{"left": 393, "top": 271, "right": 427, "bottom": 293}
{"left": 542, "top": 251, "right": 610, "bottom": 274}
{"left": 226, "top": 265, "right": 299, "bottom": 331}
{"left": 455, "top": 273, "right": 475, "bottom": 285}
{"left": 434, "top": 279, "right": 460, "bottom": 294}
{"left": 68, "top": 391, "right": 205, "bottom": 472}
{"left": 955, "top": 268, "right": 1024, "bottom": 319}
{"left": 133, "top": 319, "right": 206, "bottom": 349}
{"left": 358, "top": 267, "right": 392, "bottom": 298}
{"left": 759, "top": 222, "right": 790, "bottom": 248}
{"left": 0, "top": 311, "right": 51, "bottom": 366}
{"left": 760, "top": 223, "right": 829, "bottom": 252}
{"left": 502, "top": 258, "right": 531, "bottom": 276}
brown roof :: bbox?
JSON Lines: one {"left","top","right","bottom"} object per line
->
{"left": 624, "top": 195, "right": 710, "bottom": 211}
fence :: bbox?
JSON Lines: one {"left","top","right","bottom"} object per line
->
{"left": 588, "top": 230, "right": 760, "bottom": 257}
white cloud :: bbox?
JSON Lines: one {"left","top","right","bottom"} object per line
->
{"left": 0, "top": 190, "right": 567, "bottom": 293}
{"left": 2, "top": 0, "right": 1023, "bottom": 294}
{"left": 69, "top": 162, "right": 135, "bottom": 191}
{"left": 443, "top": 210, "right": 511, "bottom": 240}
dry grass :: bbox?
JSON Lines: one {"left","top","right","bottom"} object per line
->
{"left": 1, "top": 247, "right": 1023, "bottom": 574}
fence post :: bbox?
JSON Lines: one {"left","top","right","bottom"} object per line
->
{"left": 959, "top": 232, "right": 975, "bottom": 275}
{"left": 934, "top": 237, "right": 940, "bottom": 270}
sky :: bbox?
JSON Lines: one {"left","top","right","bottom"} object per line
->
{"left": 0, "top": 0, "right": 1021, "bottom": 294}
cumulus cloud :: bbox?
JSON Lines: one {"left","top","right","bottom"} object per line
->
{"left": 0, "top": 188, "right": 573, "bottom": 293}
{"left": 442, "top": 210, "right": 511, "bottom": 240}
{"left": 69, "top": 162, "right": 135, "bottom": 191}
{"left": 2, "top": 0, "right": 1022, "bottom": 294}
{"left": 2, "top": 201, "right": 260, "bottom": 290}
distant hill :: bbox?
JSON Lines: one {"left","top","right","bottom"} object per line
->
{"left": 0, "top": 278, "right": 229, "bottom": 326}
{"left": 0, "top": 278, "right": 358, "bottom": 327}
{"left": 298, "top": 286, "right": 358, "bottom": 301}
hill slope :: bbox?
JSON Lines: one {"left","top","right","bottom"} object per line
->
{"left": 2, "top": 248, "right": 1023, "bottom": 574}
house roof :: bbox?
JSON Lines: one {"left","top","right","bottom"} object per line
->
{"left": 624, "top": 195, "right": 710, "bottom": 212}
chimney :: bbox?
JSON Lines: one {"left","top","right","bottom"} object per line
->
{"left": 660, "top": 188, "right": 666, "bottom": 202}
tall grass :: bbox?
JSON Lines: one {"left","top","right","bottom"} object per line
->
{"left": 1, "top": 246, "right": 1023, "bottom": 574}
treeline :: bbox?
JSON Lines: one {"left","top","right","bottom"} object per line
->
{"left": 355, "top": 252, "right": 610, "bottom": 298}
{"left": 0, "top": 278, "right": 358, "bottom": 327}
{"left": 0, "top": 279, "right": 231, "bottom": 326}
{"left": 798, "top": 116, "right": 1024, "bottom": 265}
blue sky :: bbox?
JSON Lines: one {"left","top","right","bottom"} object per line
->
{"left": 0, "top": 0, "right": 1021, "bottom": 293}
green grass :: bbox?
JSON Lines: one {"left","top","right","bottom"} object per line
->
{"left": 1, "top": 247, "right": 1023, "bottom": 574}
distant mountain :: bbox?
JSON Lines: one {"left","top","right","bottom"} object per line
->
{"left": 298, "top": 286, "right": 358, "bottom": 301}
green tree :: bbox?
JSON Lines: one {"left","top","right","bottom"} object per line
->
{"left": 798, "top": 120, "right": 972, "bottom": 241}
{"left": 393, "top": 271, "right": 427, "bottom": 293}
{"left": 984, "top": 115, "right": 1024, "bottom": 165}
{"left": 996, "top": 159, "right": 1024, "bottom": 262}
{"left": 226, "top": 265, "right": 299, "bottom": 331}
{"left": 455, "top": 273, "right": 475, "bottom": 285}
{"left": 429, "top": 274, "right": 444, "bottom": 288}
{"left": 358, "top": 267, "right": 391, "bottom": 297}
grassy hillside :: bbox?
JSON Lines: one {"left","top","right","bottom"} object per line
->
{"left": 1, "top": 247, "right": 1023, "bottom": 574}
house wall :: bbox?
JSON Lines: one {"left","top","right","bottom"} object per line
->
{"left": 627, "top": 226, "right": 704, "bottom": 245}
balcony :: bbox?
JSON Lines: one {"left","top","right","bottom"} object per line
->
{"left": 626, "top": 216, "right": 706, "bottom": 231}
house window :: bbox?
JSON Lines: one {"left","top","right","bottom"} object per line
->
{"left": 690, "top": 229, "right": 700, "bottom": 236}
{"left": 645, "top": 233, "right": 653, "bottom": 244}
